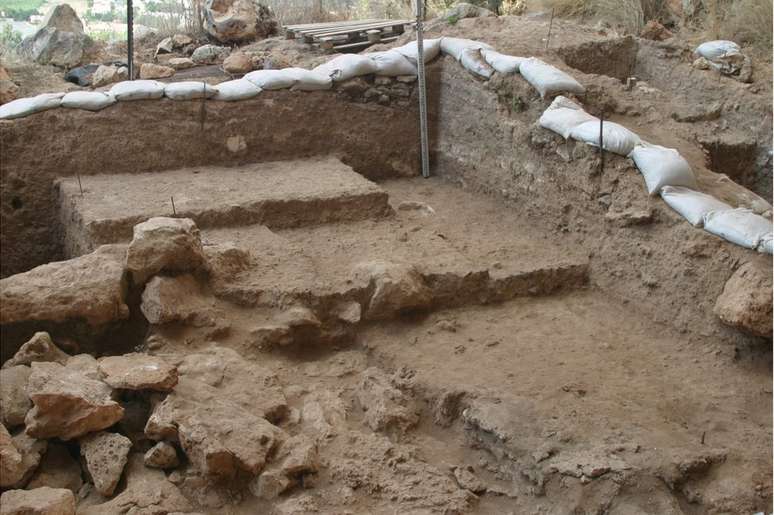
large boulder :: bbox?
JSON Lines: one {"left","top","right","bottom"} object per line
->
{"left": 0, "top": 366, "right": 32, "bottom": 428}
{"left": 19, "top": 4, "right": 88, "bottom": 67}
{"left": 79, "top": 432, "right": 132, "bottom": 496}
{"left": 25, "top": 362, "right": 124, "bottom": 440}
{"left": 203, "top": 0, "right": 278, "bottom": 43}
{"left": 0, "top": 487, "right": 75, "bottom": 515}
{"left": 0, "top": 245, "right": 129, "bottom": 328}
{"left": 714, "top": 260, "right": 773, "bottom": 337}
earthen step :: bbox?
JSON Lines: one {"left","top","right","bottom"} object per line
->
{"left": 56, "top": 156, "right": 392, "bottom": 257}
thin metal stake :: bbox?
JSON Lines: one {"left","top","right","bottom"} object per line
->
{"left": 598, "top": 110, "right": 604, "bottom": 175}
{"left": 545, "top": 8, "right": 554, "bottom": 50}
{"left": 76, "top": 172, "right": 83, "bottom": 196}
{"left": 170, "top": 196, "right": 176, "bottom": 216}
{"left": 415, "top": 0, "right": 430, "bottom": 179}
{"left": 127, "top": 0, "right": 134, "bottom": 80}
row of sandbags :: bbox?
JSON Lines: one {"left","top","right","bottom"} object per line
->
{"left": 539, "top": 96, "right": 773, "bottom": 254}
{"left": 0, "top": 37, "right": 586, "bottom": 119}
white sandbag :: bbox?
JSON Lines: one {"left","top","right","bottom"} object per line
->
{"left": 703, "top": 208, "right": 773, "bottom": 250}
{"left": 394, "top": 38, "right": 442, "bottom": 64}
{"left": 695, "top": 40, "right": 741, "bottom": 61}
{"left": 758, "top": 234, "right": 773, "bottom": 254}
{"left": 368, "top": 50, "right": 417, "bottom": 76}
{"left": 660, "top": 185, "right": 732, "bottom": 227}
{"left": 439, "top": 37, "right": 492, "bottom": 61}
{"left": 0, "top": 92, "right": 64, "bottom": 120}
{"left": 629, "top": 144, "right": 697, "bottom": 194}
{"left": 312, "top": 54, "right": 378, "bottom": 82}
{"left": 110, "top": 80, "right": 166, "bottom": 101}
{"left": 60, "top": 91, "right": 116, "bottom": 111}
{"left": 460, "top": 48, "right": 494, "bottom": 78}
{"left": 519, "top": 58, "right": 585, "bottom": 98}
{"left": 164, "top": 81, "right": 216, "bottom": 100}
{"left": 244, "top": 69, "right": 298, "bottom": 90}
{"left": 213, "top": 79, "right": 262, "bottom": 101}
{"left": 283, "top": 67, "right": 333, "bottom": 91}
{"left": 481, "top": 48, "right": 525, "bottom": 74}
{"left": 538, "top": 95, "right": 598, "bottom": 139}
{"left": 569, "top": 120, "right": 641, "bottom": 157}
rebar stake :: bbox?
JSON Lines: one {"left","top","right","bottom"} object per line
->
{"left": 76, "top": 172, "right": 83, "bottom": 196}
{"left": 171, "top": 196, "right": 176, "bottom": 216}
{"left": 545, "top": 8, "right": 554, "bottom": 50}
{"left": 598, "top": 110, "right": 604, "bottom": 175}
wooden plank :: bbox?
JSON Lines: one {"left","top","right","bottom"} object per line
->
{"left": 306, "top": 20, "right": 410, "bottom": 40}
{"left": 284, "top": 19, "right": 380, "bottom": 30}
{"left": 286, "top": 19, "right": 385, "bottom": 39}
{"left": 294, "top": 21, "right": 398, "bottom": 36}
{"left": 330, "top": 35, "right": 399, "bottom": 52}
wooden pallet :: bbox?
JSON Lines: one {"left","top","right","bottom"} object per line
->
{"left": 284, "top": 19, "right": 412, "bottom": 53}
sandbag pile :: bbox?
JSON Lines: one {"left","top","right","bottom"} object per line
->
{"left": 539, "top": 96, "right": 772, "bottom": 254}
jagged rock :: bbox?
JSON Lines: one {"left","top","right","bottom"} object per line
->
{"left": 0, "top": 487, "right": 75, "bottom": 515}
{"left": 223, "top": 51, "right": 253, "bottom": 74}
{"left": 0, "top": 424, "right": 23, "bottom": 487}
{"left": 203, "top": 0, "right": 277, "bottom": 43}
{"left": 156, "top": 37, "right": 175, "bottom": 55}
{"left": 1, "top": 430, "right": 47, "bottom": 488}
{"left": 27, "top": 443, "right": 83, "bottom": 493}
{"left": 204, "top": 242, "right": 252, "bottom": 283}
{"left": 64, "top": 64, "right": 99, "bottom": 86}
{"left": 139, "top": 63, "right": 175, "bottom": 79}
{"left": 98, "top": 353, "right": 178, "bottom": 392}
{"left": 0, "top": 79, "right": 19, "bottom": 105}
{"left": 0, "top": 245, "right": 129, "bottom": 328}
{"left": 249, "top": 324, "right": 292, "bottom": 349}
{"left": 79, "top": 432, "right": 132, "bottom": 496}
{"left": 356, "top": 367, "right": 419, "bottom": 434}
{"left": 333, "top": 301, "right": 362, "bottom": 324}
{"left": 355, "top": 261, "right": 432, "bottom": 320}
{"left": 78, "top": 454, "right": 191, "bottom": 515}
{"left": 440, "top": 2, "right": 494, "bottom": 20}
{"left": 714, "top": 261, "right": 773, "bottom": 337}
{"left": 279, "top": 306, "right": 321, "bottom": 329}
{"left": 453, "top": 466, "right": 486, "bottom": 494}
{"left": 640, "top": 20, "right": 672, "bottom": 41}
{"left": 168, "top": 57, "right": 195, "bottom": 70}
{"left": 191, "top": 44, "right": 230, "bottom": 64}
{"left": 91, "top": 65, "right": 128, "bottom": 87}
{"left": 300, "top": 390, "right": 348, "bottom": 441}
{"left": 140, "top": 275, "right": 212, "bottom": 325}
{"left": 250, "top": 469, "right": 292, "bottom": 500}
{"left": 3, "top": 332, "right": 69, "bottom": 369}
{"left": 172, "top": 34, "right": 193, "bottom": 47}
{"left": 125, "top": 217, "right": 208, "bottom": 285}
{"left": 671, "top": 101, "right": 723, "bottom": 123}
{"left": 25, "top": 362, "right": 124, "bottom": 440}
{"left": 64, "top": 354, "right": 100, "bottom": 380}
{"left": 144, "top": 441, "right": 179, "bottom": 469}
{"left": 277, "top": 434, "right": 318, "bottom": 476}
{"left": 19, "top": 4, "right": 88, "bottom": 67}
{"left": 0, "top": 366, "right": 31, "bottom": 428}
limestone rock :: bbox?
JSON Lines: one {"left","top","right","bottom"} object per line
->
{"left": 0, "top": 366, "right": 31, "bottom": 428}
{"left": 0, "top": 424, "right": 23, "bottom": 487}
{"left": 79, "top": 432, "right": 132, "bottom": 496}
{"left": 191, "top": 44, "right": 230, "bottom": 64}
{"left": 453, "top": 466, "right": 486, "bottom": 494}
{"left": 203, "top": 0, "right": 278, "bottom": 43}
{"left": 126, "top": 217, "right": 208, "bottom": 285}
{"left": 300, "top": 390, "right": 348, "bottom": 441}
{"left": 64, "top": 354, "right": 100, "bottom": 380}
{"left": 139, "top": 63, "right": 175, "bottom": 79}
{"left": 25, "top": 362, "right": 124, "bottom": 440}
{"left": 356, "top": 367, "right": 419, "bottom": 434}
{"left": 441, "top": 2, "right": 494, "bottom": 20}
{"left": 91, "top": 65, "right": 128, "bottom": 87}
{"left": 98, "top": 353, "right": 178, "bottom": 392}
{"left": 250, "top": 469, "right": 292, "bottom": 500}
{"left": 140, "top": 275, "right": 210, "bottom": 325}
{"left": 2, "top": 430, "right": 47, "bottom": 488}
{"left": 3, "top": 332, "right": 70, "bottom": 369}
{"left": 0, "top": 79, "right": 19, "bottom": 105}
{"left": 223, "top": 51, "right": 253, "bottom": 74}
{"left": 714, "top": 261, "right": 773, "bottom": 337}
{"left": 172, "top": 34, "right": 193, "bottom": 47}
{"left": 0, "top": 487, "right": 75, "bottom": 515}
{"left": 78, "top": 454, "right": 191, "bottom": 515}
{"left": 333, "top": 301, "right": 362, "bottom": 324}
{"left": 355, "top": 261, "right": 432, "bottom": 320}
{"left": 0, "top": 245, "right": 129, "bottom": 327}
{"left": 640, "top": 20, "right": 672, "bottom": 41}
{"left": 19, "top": 4, "right": 87, "bottom": 67}
{"left": 168, "top": 57, "right": 195, "bottom": 70}
{"left": 144, "top": 441, "right": 179, "bottom": 469}
{"left": 277, "top": 434, "right": 318, "bottom": 476}
{"left": 27, "top": 443, "right": 83, "bottom": 493}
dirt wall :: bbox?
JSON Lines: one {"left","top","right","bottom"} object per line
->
{"left": 0, "top": 91, "right": 419, "bottom": 277}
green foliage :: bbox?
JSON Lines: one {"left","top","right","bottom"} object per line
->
{"left": 0, "top": 0, "right": 45, "bottom": 20}
{"left": 446, "top": 13, "right": 458, "bottom": 23}
{"left": 0, "top": 23, "right": 22, "bottom": 48}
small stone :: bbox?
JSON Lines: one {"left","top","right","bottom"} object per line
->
{"left": 191, "top": 44, "right": 230, "bottom": 64}
{"left": 339, "top": 78, "right": 369, "bottom": 98}
{"left": 91, "top": 65, "right": 127, "bottom": 87}
{"left": 98, "top": 353, "right": 178, "bottom": 392}
{"left": 139, "top": 63, "right": 175, "bottom": 79}
{"left": 639, "top": 20, "right": 672, "bottom": 41}
{"left": 3, "top": 332, "right": 69, "bottom": 369}
{"left": 79, "top": 432, "right": 132, "bottom": 496}
{"left": 0, "top": 365, "right": 32, "bottom": 428}
{"left": 250, "top": 469, "right": 292, "bottom": 500}
{"left": 714, "top": 261, "right": 772, "bottom": 337}
{"left": 0, "top": 487, "right": 75, "bottom": 515}
{"left": 453, "top": 466, "right": 486, "bottom": 494}
{"left": 156, "top": 37, "right": 174, "bottom": 55}
{"left": 333, "top": 301, "right": 361, "bottom": 324}
{"left": 168, "top": 57, "right": 196, "bottom": 70}
{"left": 2, "top": 430, "right": 47, "bottom": 488}
{"left": 356, "top": 367, "right": 419, "bottom": 434}
{"left": 374, "top": 76, "right": 392, "bottom": 86}
{"left": 249, "top": 324, "right": 292, "bottom": 349}
{"left": 223, "top": 51, "right": 253, "bottom": 74}
{"left": 279, "top": 306, "right": 320, "bottom": 329}
{"left": 692, "top": 57, "right": 711, "bottom": 70}
{"left": 140, "top": 275, "right": 207, "bottom": 325}
{"left": 397, "top": 200, "right": 435, "bottom": 214}
{"left": 172, "top": 34, "right": 193, "bottom": 47}
{"left": 396, "top": 75, "right": 417, "bottom": 83}
{"left": 278, "top": 435, "right": 318, "bottom": 476}
{"left": 144, "top": 441, "right": 179, "bottom": 469}
{"left": 0, "top": 424, "right": 23, "bottom": 487}
{"left": 355, "top": 261, "right": 432, "bottom": 320}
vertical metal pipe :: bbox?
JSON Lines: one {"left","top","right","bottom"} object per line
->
{"left": 127, "top": 0, "right": 134, "bottom": 80}
{"left": 415, "top": 0, "right": 430, "bottom": 179}
{"left": 599, "top": 110, "right": 604, "bottom": 175}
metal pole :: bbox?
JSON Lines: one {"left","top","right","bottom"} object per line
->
{"left": 599, "top": 110, "right": 604, "bottom": 175}
{"left": 545, "top": 8, "right": 554, "bottom": 50}
{"left": 415, "top": 0, "right": 430, "bottom": 179}
{"left": 127, "top": 0, "right": 134, "bottom": 80}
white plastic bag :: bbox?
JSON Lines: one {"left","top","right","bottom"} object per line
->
{"left": 703, "top": 208, "right": 773, "bottom": 250}
{"left": 481, "top": 48, "right": 525, "bottom": 74}
{"left": 629, "top": 144, "right": 697, "bottom": 194}
{"left": 244, "top": 69, "right": 298, "bottom": 90}
{"left": 394, "top": 38, "right": 442, "bottom": 64}
{"left": 164, "top": 81, "right": 216, "bottom": 100}
{"left": 283, "top": 67, "right": 333, "bottom": 91}
{"left": 660, "top": 185, "right": 732, "bottom": 227}
{"left": 368, "top": 50, "right": 417, "bottom": 76}
{"left": 695, "top": 40, "right": 741, "bottom": 61}
{"left": 110, "top": 80, "right": 166, "bottom": 101}
{"left": 519, "top": 58, "right": 585, "bottom": 98}
{"left": 61, "top": 91, "right": 116, "bottom": 111}
{"left": 213, "top": 79, "right": 262, "bottom": 101}
{"left": 538, "top": 96, "right": 598, "bottom": 139}
{"left": 460, "top": 48, "right": 495, "bottom": 78}
{"left": 312, "top": 54, "right": 378, "bottom": 81}
{"left": 570, "top": 120, "right": 641, "bottom": 157}
{"left": 0, "top": 92, "right": 64, "bottom": 120}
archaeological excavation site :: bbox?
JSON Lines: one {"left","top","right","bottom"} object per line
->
{"left": 0, "top": 0, "right": 772, "bottom": 513}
